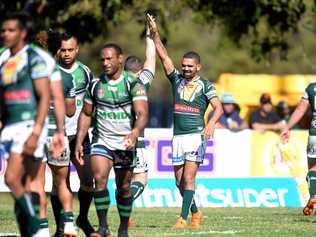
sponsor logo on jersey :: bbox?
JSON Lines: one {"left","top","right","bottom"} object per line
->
{"left": 2, "top": 56, "right": 23, "bottom": 85}
{"left": 4, "top": 90, "right": 32, "bottom": 102}
{"left": 97, "top": 110, "right": 131, "bottom": 120}
{"left": 174, "top": 104, "right": 200, "bottom": 114}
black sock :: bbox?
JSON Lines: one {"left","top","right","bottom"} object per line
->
{"left": 78, "top": 188, "right": 93, "bottom": 219}
{"left": 50, "top": 194, "right": 63, "bottom": 232}
{"left": 94, "top": 189, "right": 110, "bottom": 228}
{"left": 116, "top": 194, "right": 133, "bottom": 230}
{"left": 14, "top": 201, "right": 30, "bottom": 237}
{"left": 31, "top": 192, "right": 40, "bottom": 216}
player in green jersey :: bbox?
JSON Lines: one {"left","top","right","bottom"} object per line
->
{"left": 122, "top": 19, "right": 156, "bottom": 228}
{"left": 281, "top": 82, "right": 316, "bottom": 219}
{"left": 148, "top": 15, "right": 223, "bottom": 228}
{"left": 51, "top": 34, "right": 94, "bottom": 237}
{"left": 75, "top": 43, "right": 148, "bottom": 237}
{"left": 0, "top": 12, "right": 52, "bottom": 236}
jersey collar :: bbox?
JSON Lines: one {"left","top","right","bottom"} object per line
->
{"left": 59, "top": 61, "right": 79, "bottom": 73}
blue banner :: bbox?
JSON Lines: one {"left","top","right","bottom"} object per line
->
{"left": 107, "top": 178, "right": 301, "bottom": 208}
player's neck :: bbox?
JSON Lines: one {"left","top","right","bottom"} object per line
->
{"left": 185, "top": 75, "right": 199, "bottom": 82}
{"left": 61, "top": 62, "right": 75, "bottom": 69}
{"left": 10, "top": 41, "right": 26, "bottom": 56}
{"left": 109, "top": 68, "right": 122, "bottom": 81}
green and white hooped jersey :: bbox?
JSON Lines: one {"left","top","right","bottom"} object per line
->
{"left": 303, "top": 82, "right": 316, "bottom": 136}
{"left": 59, "top": 61, "right": 92, "bottom": 136}
{"left": 0, "top": 45, "right": 55, "bottom": 125}
{"left": 47, "top": 67, "right": 76, "bottom": 136}
{"left": 85, "top": 70, "right": 148, "bottom": 150}
{"left": 167, "top": 69, "right": 217, "bottom": 135}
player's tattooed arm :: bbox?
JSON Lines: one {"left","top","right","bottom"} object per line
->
{"left": 23, "top": 77, "right": 50, "bottom": 156}
{"left": 147, "top": 14, "right": 174, "bottom": 76}
{"left": 205, "top": 97, "right": 223, "bottom": 139}
{"left": 281, "top": 98, "right": 309, "bottom": 143}
{"left": 75, "top": 102, "right": 93, "bottom": 165}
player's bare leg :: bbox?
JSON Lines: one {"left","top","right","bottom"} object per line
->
{"left": 173, "top": 162, "right": 202, "bottom": 228}
{"left": 90, "top": 155, "right": 112, "bottom": 237}
{"left": 50, "top": 165, "right": 77, "bottom": 236}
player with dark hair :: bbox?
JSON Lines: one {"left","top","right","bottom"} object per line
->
{"left": 148, "top": 14, "right": 223, "bottom": 228}
{"left": 281, "top": 82, "right": 316, "bottom": 220}
{"left": 123, "top": 20, "right": 156, "bottom": 227}
{"left": 51, "top": 33, "right": 94, "bottom": 237}
{"left": 75, "top": 42, "right": 149, "bottom": 237}
{"left": 0, "top": 12, "right": 54, "bottom": 236}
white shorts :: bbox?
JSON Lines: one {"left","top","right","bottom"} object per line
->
{"left": 0, "top": 120, "right": 47, "bottom": 160}
{"left": 172, "top": 133, "right": 206, "bottom": 166}
{"left": 46, "top": 136, "right": 70, "bottom": 166}
{"left": 134, "top": 147, "right": 148, "bottom": 173}
{"left": 307, "top": 135, "right": 316, "bottom": 158}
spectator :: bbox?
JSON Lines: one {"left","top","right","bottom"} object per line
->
{"left": 210, "top": 93, "right": 247, "bottom": 130}
{"left": 249, "top": 93, "right": 286, "bottom": 131}
{"left": 276, "top": 101, "right": 291, "bottom": 122}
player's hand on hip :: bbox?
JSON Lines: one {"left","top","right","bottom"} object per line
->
{"left": 50, "top": 131, "right": 65, "bottom": 159}
{"left": 204, "top": 122, "right": 215, "bottom": 140}
{"left": 280, "top": 128, "right": 290, "bottom": 144}
{"left": 23, "top": 132, "right": 39, "bottom": 156}
{"left": 74, "top": 144, "right": 84, "bottom": 166}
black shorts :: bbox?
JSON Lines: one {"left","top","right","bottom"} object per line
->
{"left": 90, "top": 143, "right": 136, "bottom": 169}
{"left": 68, "top": 135, "right": 91, "bottom": 158}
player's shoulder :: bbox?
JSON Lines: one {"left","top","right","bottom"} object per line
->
{"left": 76, "top": 60, "right": 92, "bottom": 72}
{"left": 28, "top": 44, "right": 55, "bottom": 65}
{"left": 305, "top": 81, "right": 316, "bottom": 94}
{"left": 0, "top": 47, "right": 10, "bottom": 63}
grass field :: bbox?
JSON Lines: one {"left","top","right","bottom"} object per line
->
{"left": 1, "top": 193, "right": 316, "bottom": 237}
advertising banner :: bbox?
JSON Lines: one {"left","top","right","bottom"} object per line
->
{"left": 0, "top": 129, "right": 309, "bottom": 207}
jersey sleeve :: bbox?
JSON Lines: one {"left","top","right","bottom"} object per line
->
{"left": 84, "top": 79, "right": 98, "bottom": 104}
{"left": 139, "top": 69, "right": 154, "bottom": 90}
{"left": 30, "top": 50, "right": 55, "bottom": 80}
{"left": 167, "top": 69, "right": 181, "bottom": 85}
{"left": 204, "top": 80, "right": 217, "bottom": 100}
{"left": 131, "top": 80, "right": 148, "bottom": 101}
{"left": 50, "top": 67, "right": 61, "bottom": 82}
{"left": 302, "top": 85, "right": 310, "bottom": 100}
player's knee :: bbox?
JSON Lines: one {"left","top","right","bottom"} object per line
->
{"left": 183, "top": 177, "right": 195, "bottom": 189}
{"left": 4, "top": 171, "right": 18, "bottom": 189}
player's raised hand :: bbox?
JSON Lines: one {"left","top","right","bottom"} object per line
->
{"left": 280, "top": 128, "right": 291, "bottom": 144}
{"left": 147, "top": 13, "right": 158, "bottom": 37}
{"left": 74, "top": 144, "right": 84, "bottom": 166}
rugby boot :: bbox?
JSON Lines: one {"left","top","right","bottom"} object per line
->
{"left": 117, "top": 228, "right": 129, "bottom": 237}
{"left": 76, "top": 216, "right": 94, "bottom": 236}
{"left": 127, "top": 217, "right": 134, "bottom": 228}
{"left": 303, "top": 198, "right": 316, "bottom": 216}
{"left": 173, "top": 217, "right": 187, "bottom": 228}
{"left": 190, "top": 210, "right": 203, "bottom": 229}
{"left": 89, "top": 227, "right": 112, "bottom": 237}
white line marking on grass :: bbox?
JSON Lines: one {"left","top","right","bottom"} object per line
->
{"left": 153, "top": 230, "right": 240, "bottom": 236}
